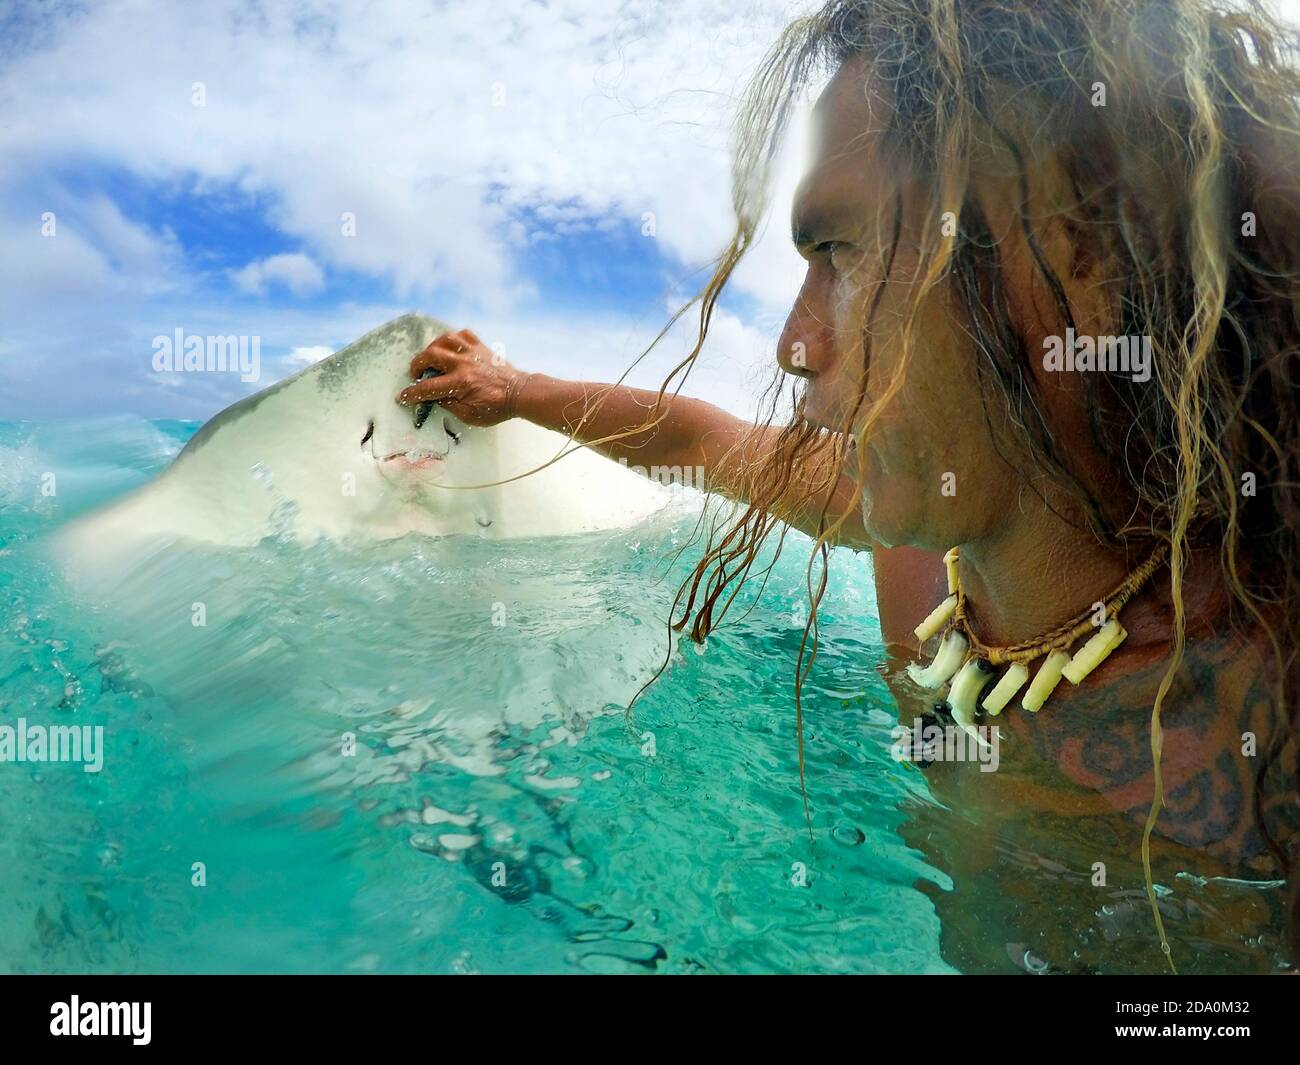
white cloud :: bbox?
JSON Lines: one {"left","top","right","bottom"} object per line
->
{"left": 231, "top": 253, "right": 327, "bottom": 297}
{"left": 0, "top": 0, "right": 821, "bottom": 419}
{"left": 78, "top": 195, "right": 184, "bottom": 294}
{"left": 0, "top": 192, "right": 184, "bottom": 315}
{"left": 0, "top": 0, "right": 816, "bottom": 312}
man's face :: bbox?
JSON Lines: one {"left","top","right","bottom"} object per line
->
{"left": 777, "top": 58, "right": 1018, "bottom": 550}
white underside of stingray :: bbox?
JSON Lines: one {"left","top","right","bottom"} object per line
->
{"left": 54, "top": 313, "right": 668, "bottom": 566}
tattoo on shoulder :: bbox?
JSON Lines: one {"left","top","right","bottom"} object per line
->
{"left": 1008, "top": 629, "right": 1297, "bottom": 871}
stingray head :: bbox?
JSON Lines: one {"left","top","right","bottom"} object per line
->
{"left": 364, "top": 404, "right": 469, "bottom": 485}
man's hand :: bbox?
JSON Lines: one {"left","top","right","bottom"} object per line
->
{"left": 396, "top": 328, "right": 530, "bottom": 427}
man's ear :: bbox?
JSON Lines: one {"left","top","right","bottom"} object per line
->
{"left": 962, "top": 138, "right": 1125, "bottom": 517}
{"left": 969, "top": 151, "right": 1115, "bottom": 394}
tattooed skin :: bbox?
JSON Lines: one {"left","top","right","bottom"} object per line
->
{"left": 1008, "top": 625, "right": 1294, "bottom": 866}
{"left": 887, "top": 612, "right": 1298, "bottom": 973}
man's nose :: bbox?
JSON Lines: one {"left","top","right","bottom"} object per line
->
{"left": 777, "top": 309, "right": 824, "bottom": 378}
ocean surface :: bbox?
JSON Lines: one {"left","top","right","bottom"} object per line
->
{"left": 0, "top": 417, "right": 953, "bottom": 974}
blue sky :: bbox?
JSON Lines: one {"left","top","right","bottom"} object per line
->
{"left": 0, "top": 0, "right": 817, "bottom": 421}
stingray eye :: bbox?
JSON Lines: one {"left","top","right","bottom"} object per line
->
{"left": 360, "top": 421, "right": 375, "bottom": 447}
{"left": 444, "top": 418, "right": 461, "bottom": 445}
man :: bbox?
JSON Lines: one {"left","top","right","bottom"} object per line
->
{"left": 399, "top": 0, "right": 1299, "bottom": 973}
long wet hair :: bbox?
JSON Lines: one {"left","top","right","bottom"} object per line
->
{"left": 623, "top": 0, "right": 1300, "bottom": 970}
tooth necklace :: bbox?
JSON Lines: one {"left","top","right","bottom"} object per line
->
{"left": 907, "top": 543, "right": 1170, "bottom": 734}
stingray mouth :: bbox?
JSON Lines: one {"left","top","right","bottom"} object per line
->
{"left": 362, "top": 415, "right": 462, "bottom": 472}
{"left": 380, "top": 448, "right": 447, "bottom": 468}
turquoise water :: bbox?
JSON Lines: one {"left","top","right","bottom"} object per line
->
{"left": 0, "top": 417, "right": 952, "bottom": 974}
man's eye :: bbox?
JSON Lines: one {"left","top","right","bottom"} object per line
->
{"left": 817, "top": 241, "right": 853, "bottom": 270}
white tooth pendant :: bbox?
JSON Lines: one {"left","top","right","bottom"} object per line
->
{"left": 907, "top": 629, "right": 969, "bottom": 689}
{"left": 943, "top": 546, "right": 960, "bottom": 594}
{"left": 1061, "top": 619, "right": 1127, "bottom": 684}
{"left": 947, "top": 658, "right": 996, "bottom": 740}
{"left": 981, "top": 661, "right": 1029, "bottom": 716}
{"left": 903, "top": 543, "right": 1166, "bottom": 727}
{"left": 1021, "top": 649, "right": 1072, "bottom": 713}
{"left": 913, "top": 593, "right": 957, "bottom": 642}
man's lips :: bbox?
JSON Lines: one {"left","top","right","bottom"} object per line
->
{"left": 798, "top": 381, "right": 836, "bottom": 430}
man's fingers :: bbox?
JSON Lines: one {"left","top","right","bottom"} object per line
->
{"left": 408, "top": 341, "right": 460, "bottom": 378}
{"left": 397, "top": 374, "right": 462, "bottom": 405}
{"left": 409, "top": 328, "right": 487, "bottom": 376}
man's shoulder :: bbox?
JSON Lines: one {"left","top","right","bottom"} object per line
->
{"left": 1020, "top": 622, "right": 1296, "bottom": 872}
